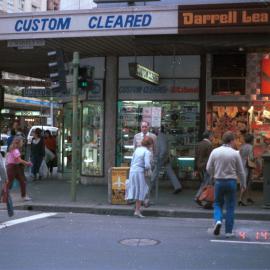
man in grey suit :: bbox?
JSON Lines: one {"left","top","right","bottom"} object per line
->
{"left": 151, "top": 126, "right": 182, "bottom": 194}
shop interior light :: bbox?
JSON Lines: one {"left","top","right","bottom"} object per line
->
{"left": 178, "top": 157, "right": 195, "bottom": 161}
{"left": 124, "top": 145, "right": 134, "bottom": 149}
{"left": 124, "top": 156, "right": 133, "bottom": 159}
{"left": 123, "top": 101, "right": 151, "bottom": 104}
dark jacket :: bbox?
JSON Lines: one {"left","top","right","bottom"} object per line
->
{"left": 31, "top": 137, "right": 45, "bottom": 158}
{"left": 195, "top": 139, "right": 213, "bottom": 171}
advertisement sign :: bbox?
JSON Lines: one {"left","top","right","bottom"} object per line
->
{"left": 111, "top": 167, "right": 129, "bottom": 205}
{"left": 0, "top": 7, "right": 178, "bottom": 40}
{"left": 119, "top": 79, "right": 199, "bottom": 100}
{"left": 129, "top": 63, "right": 159, "bottom": 85}
{"left": 178, "top": 3, "right": 270, "bottom": 34}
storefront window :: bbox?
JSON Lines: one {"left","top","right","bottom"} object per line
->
{"left": 81, "top": 102, "right": 104, "bottom": 176}
{"left": 61, "top": 104, "right": 81, "bottom": 173}
{"left": 212, "top": 54, "right": 246, "bottom": 96}
{"left": 207, "top": 104, "right": 248, "bottom": 149}
{"left": 117, "top": 101, "right": 200, "bottom": 178}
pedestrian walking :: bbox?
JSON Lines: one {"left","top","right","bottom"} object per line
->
{"left": 30, "top": 128, "right": 45, "bottom": 180}
{"left": 7, "top": 129, "right": 16, "bottom": 151}
{"left": 0, "top": 152, "right": 14, "bottom": 216}
{"left": 6, "top": 137, "right": 32, "bottom": 201}
{"left": 44, "top": 130, "right": 57, "bottom": 176}
{"left": 126, "top": 136, "right": 153, "bottom": 218}
{"left": 151, "top": 125, "right": 182, "bottom": 194}
{"left": 133, "top": 121, "right": 156, "bottom": 207}
{"left": 0, "top": 151, "right": 8, "bottom": 187}
{"left": 194, "top": 130, "right": 213, "bottom": 207}
{"left": 206, "top": 131, "right": 246, "bottom": 238}
{"left": 239, "top": 133, "right": 255, "bottom": 206}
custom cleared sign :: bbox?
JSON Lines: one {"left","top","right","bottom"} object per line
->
{"left": 179, "top": 3, "right": 270, "bottom": 33}
{"left": 129, "top": 63, "right": 159, "bottom": 85}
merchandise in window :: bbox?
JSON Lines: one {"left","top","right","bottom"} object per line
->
{"left": 117, "top": 101, "right": 200, "bottom": 179}
{"left": 81, "top": 102, "right": 104, "bottom": 176}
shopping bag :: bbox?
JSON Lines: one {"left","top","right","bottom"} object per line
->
{"left": 39, "top": 160, "right": 49, "bottom": 178}
{"left": 198, "top": 185, "right": 214, "bottom": 203}
{"left": 45, "top": 147, "right": 56, "bottom": 163}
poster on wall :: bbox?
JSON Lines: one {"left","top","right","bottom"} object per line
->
{"left": 142, "top": 107, "right": 152, "bottom": 124}
{"left": 143, "top": 107, "right": 161, "bottom": 127}
{"left": 151, "top": 107, "right": 162, "bottom": 127}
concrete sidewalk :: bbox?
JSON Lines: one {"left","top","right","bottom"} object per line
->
{"left": 3, "top": 175, "right": 270, "bottom": 221}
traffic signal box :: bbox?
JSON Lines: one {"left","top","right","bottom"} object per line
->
{"left": 47, "top": 50, "right": 67, "bottom": 97}
{"left": 78, "top": 66, "right": 95, "bottom": 91}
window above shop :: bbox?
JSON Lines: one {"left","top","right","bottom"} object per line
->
{"left": 211, "top": 54, "right": 246, "bottom": 96}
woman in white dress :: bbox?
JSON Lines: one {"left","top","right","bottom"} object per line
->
{"left": 126, "top": 136, "right": 153, "bottom": 218}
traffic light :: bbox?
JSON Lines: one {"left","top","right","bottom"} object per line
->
{"left": 78, "top": 66, "right": 95, "bottom": 90}
{"left": 47, "top": 50, "right": 67, "bottom": 96}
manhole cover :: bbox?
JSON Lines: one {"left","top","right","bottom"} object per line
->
{"left": 119, "top": 238, "right": 160, "bottom": 247}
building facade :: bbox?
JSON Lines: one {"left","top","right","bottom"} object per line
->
{"left": 0, "top": 0, "right": 47, "bottom": 13}
{"left": 0, "top": 1, "right": 269, "bottom": 186}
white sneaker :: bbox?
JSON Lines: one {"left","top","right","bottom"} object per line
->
{"left": 134, "top": 212, "right": 145, "bottom": 218}
{"left": 213, "top": 221, "right": 222, "bottom": 236}
{"left": 22, "top": 196, "right": 32, "bottom": 201}
{"left": 225, "top": 233, "right": 235, "bottom": 238}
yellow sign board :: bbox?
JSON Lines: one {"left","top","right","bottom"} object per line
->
{"left": 111, "top": 167, "right": 129, "bottom": 205}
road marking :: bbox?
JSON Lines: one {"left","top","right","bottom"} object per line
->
{"left": 211, "top": 239, "right": 270, "bottom": 245}
{"left": 0, "top": 213, "right": 57, "bottom": 229}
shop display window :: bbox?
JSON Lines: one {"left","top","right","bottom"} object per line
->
{"left": 211, "top": 54, "right": 246, "bottom": 96}
{"left": 61, "top": 104, "right": 81, "bottom": 173}
{"left": 249, "top": 101, "right": 270, "bottom": 181}
{"left": 207, "top": 105, "right": 248, "bottom": 149}
{"left": 117, "top": 101, "right": 200, "bottom": 179}
{"left": 81, "top": 102, "right": 104, "bottom": 176}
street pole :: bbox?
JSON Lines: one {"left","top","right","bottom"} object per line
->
{"left": 71, "top": 52, "right": 79, "bottom": 201}
{"left": 50, "top": 92, "right": 53, "bottom": 126}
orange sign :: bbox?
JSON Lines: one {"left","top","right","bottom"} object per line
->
{"left": 262, "top": 58, "right": 270, "bottom": 95}
{"left": 111, "top": 167, "right": 129, "bottom": 205}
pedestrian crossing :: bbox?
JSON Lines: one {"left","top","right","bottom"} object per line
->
{"left": 0, "top": 212, "right": 57, "bottom": 229}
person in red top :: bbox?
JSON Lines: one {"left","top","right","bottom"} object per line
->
{"left": 44, "top": 130, "right": 57, "bottom": 175}
{"left": 6, "top": 137, "right": 32, "bottom": 201}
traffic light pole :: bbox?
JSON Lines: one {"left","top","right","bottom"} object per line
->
{"left": 71, "top": 52, "right": 79, "bottom": 201}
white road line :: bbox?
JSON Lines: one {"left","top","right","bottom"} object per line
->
{"left": 211, "top": 239, "right": 270, "bottom": 245}
{"left": 0, "top": 213, "right": 57, "bottom": 229}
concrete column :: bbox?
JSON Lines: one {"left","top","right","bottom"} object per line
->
{"left": 104, "top": 56, "right": 118, "bottom": 183}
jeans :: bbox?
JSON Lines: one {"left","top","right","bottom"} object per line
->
{"left": 214, "top": 179, "right": 237, "bottom": 234}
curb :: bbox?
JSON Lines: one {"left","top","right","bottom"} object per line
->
{"left": 14, "top": 203, "right": 270, "bottom": 221}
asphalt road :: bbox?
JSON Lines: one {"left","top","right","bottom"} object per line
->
{"left": 0, "top": 210, "right": 270, "bottom": 270}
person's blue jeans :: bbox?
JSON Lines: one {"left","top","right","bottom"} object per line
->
{"left": 214, "top": 179, "right": 237, "bottom": 234}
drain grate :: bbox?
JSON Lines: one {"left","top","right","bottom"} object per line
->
{"left": 119, "top": 238, "right": 160, "bottom": 247}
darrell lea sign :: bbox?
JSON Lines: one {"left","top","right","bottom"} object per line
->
{"left": 0, "top": 7, "right": 177, "bottom": 40}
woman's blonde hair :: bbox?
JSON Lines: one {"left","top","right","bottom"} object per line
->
{"left": 9, "top": 137, "right": 23, "bottom": 152}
